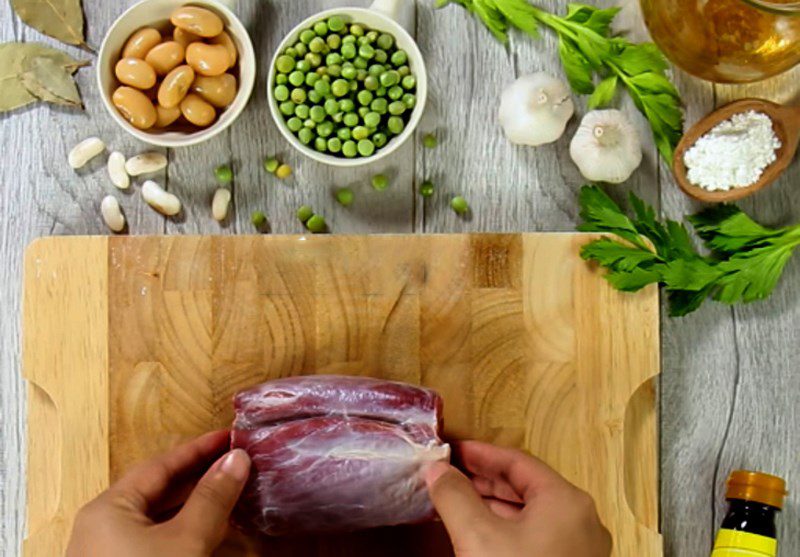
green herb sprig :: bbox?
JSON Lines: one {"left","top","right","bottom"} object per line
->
{"left": 578, "top": 186, "right": 800, "bottom": 316}
{"left": 436, "top": 0, "right": 683, "bottom": 163}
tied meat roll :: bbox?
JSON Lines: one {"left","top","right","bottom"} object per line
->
{"left": 231, "top": 375, "right": 450, "bottom": 536}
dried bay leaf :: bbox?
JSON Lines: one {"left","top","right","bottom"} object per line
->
{"left": 21, "top": 57, "right": 82, "bottom": 107}
{"left": 11, "top": 0, "right": 87, "bottom": 48}
{"left": 0, "top": 43, "right": 87, "bottom": 113}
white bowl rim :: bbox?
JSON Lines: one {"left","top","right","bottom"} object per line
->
{"left": 97, "top": 0, "right": 256, "bottom": 148}
{"left": 267, "top": 7, "right": 428, "bottom": 168}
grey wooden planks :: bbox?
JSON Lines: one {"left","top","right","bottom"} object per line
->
{"left": 1, "top": 0, "right": 800, "bottom": 556}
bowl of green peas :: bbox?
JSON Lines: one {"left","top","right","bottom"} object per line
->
{"left": 268, "top": 3, "right": 426, "bottom": 166}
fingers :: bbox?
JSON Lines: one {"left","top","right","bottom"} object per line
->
{"left": 482, "top": 497, "right": 524, "bottom": 520}
{"left": 456, "top": 441, "right": 565, "bottom": 501}
{"left": 425, "top": 462, "right": 497, "bottom": 550}
{"left": 471, "top": 475, "right": 524, "bottom": 504}
{"left": 172, "top": 448, "right": 251, "bottom": 550}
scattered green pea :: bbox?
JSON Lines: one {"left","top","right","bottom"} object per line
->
{"left": 372, "top": 173, "right": 389, "bottom": 191}
{"left": 251, "top": 210, "right": 267, "bottom": 227}
{"left": 214, "top": 164, "right": 233, "bottom": 183}
{"left": 297, "top": 205, "right": 314, "bottom": 223}
{"left": 336, "top": 187, "right": 354, "bottom": 207}
{"left": 420, "top": 180, "right": 434, "bottom": 197}
{"left": 451, "top": 196, "right": 469, "bottom": 215}
{"left": 306, "top": 214, "right": 326, "bottom": 233}
{"left": 263, "top": 157, "right": 279, "bottom": 173}
{"left": 423, "top": 133, "right": 438, "bottom": 148}
{"left": 276, "top": 164, "right": 292, "bottom": 179}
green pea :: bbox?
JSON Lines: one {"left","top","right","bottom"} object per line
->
{"left": 276, "top": 55, "right": 295, "bottom": 73}
{"left": 288, "top": 71, "right": 304, "bottom": 87}
{"left": 324, "top": 98, "right": 339, "bottom": 115}
{"left": 353, "top": 126, "right": 370, "bottom": 140}
{"left": 402, "top": 75, "right": 416, "bottom": 90}
{"left": 350, "top": 24, "right": 364, "bottom": 37}
{"left": 354, "top": 56, "right": 368, "bottom": 69}
{"left": 314, "top": 79, "right": 331, "bottom": 96}
{"left": 314, "top": 20, "right": 328, "bottom": 35}
{"left": 300, "top": 29, "right": 316, "bottom": 44}
{"left": 298, "top": 127, "right": 314, "bottom": 145}
{"left": 341, "top": 65, "right": 357, "bottom": 80}
{"left": 366, "top": 30, "right": 379, "bottom": 42}
{"left": 451, "top": 196, "right": 469, "bottom": 215}
{"left": 305, "top": 72, "right": 320, "bottom": 87}
{"left": 263, "top": 157, "right": 279, "bottom": 173}
{"left": 327, "top": 34, "right": 341, "bottom": 50}
{"left": 374, "top": 49, "right": 388, "bottom": 64}
{"left": 420, "top": 180, "right": 434, "bottom": 197}
{"left": 343, "top": 113, "right": 359, "bottom": 127}
{"left": 363, "top": 111, "right": 381, "bottom": 128}
{"left": 380, "top": 70, "right": 399, "bottom": 87}
{"left": 377, "top": 33, "right": 394, "bottom": 50}
{"left": 341, "top": 42, "right": 357, "bottom": 59}
{"left": 316, "top": 67, "right": 328, "bottom": 77}
{"left": 332, "top": 79, "right": 350, "bottom": 97}
{"left": 342, "top": 140, "right": 358, "bottom": 158}
{"left": 314, "top": 136, "right": 328, "bottom": 152}
{"left": 391, "top": 50, "right": 408, "bottom": 66}
{"left": 303, "top": 118, "right": 316, "bottom": 129}
{"left": 290, "top": 88, "right": 307, "bottom": 104}
{"left": 358, "top": 44, "right": 375, "bottom": 60}
{"left": 371, "top": 174, "right": 389, "bottom": 191}
{"left": 296, "top": 60, "right": 311, "bottom": 73}
{"left": 274, "top": 85, "right": 289, "bottom": 101}
{"left": 326, "top": 52, "right": 343, "bottom": 66}
{"left": 309, "top": 36, "right": 327, "bottom": 54}
{"left": 358, "top": 106, "right": 370, "bottom": 118}
{"left": 364, "top": 75, "right": 379, "bottom": 91}
{"left": 340, "top": 99, "right": 355, "bottom": 112}
{"left": 279, "top": 101, "right": 296, "bottom": 116}
{"left": 214, "top": 164, "right": 233, "bottom": 183}
{"left": 328, "top": 16, "right": 345, "bottom": 32}
{"left": 294, "top": 42, "right": 308, "bottom": 57}
{"left": 402, "top": 93, "right": 416, "bottom": 109}
{"left": 388, "top": 101, "right": 406, "bottom": 116}
{"left": 310, "top": 105, "right": 326, "bottom": 123}
{"left": 336, "top": 187, "right": 354, "bottom": 206}
{"left": 397, "top": 65, "right": 410, "bottom": 77}
{"left": 251, "top": 210, "right": 267, "bottom": 228}
{"left": 287, "top": 117, "right": 303, "bottom": 132}
{"left": 327, "top": 137, "right": 342, "bottom": 153}
{"left": 295, "top": 102, "right": 310, "bottom": 117}
{"left": 423, "top": 133, "right": 438, "bottom": 148}
{"left": 306, "top": 214, "right": 326, "bottom": 233}
{"left": 368, "top": 64, "right": 385, "bottom": 76}
{"left": 328, "top": 64, "right": 342, "bottom": 77}
{"left": 376, "top": 86, "right": 387, "bottom": 97}
{"left": 317, "top": 121, "right": 334, "bottom": 137}
{"left": 356, "top": 69, "right": 369, "bottom": 81}
{"left": 373, "top": 132, "right": 388, "bottom": 148}
{"left": 296, "top": 205, "right": 314, "bottom": 223}
{"left": 305, "top": 52, "right": 322, "bottom": 67}
{"left": 275, "top": 74, "right": 288, "bottom": 85}
{"left": 357, "top": 36, "right": 370, "bottom": 47}
{"left": 349, "top": 81, "right": 359, "bottom": 93}
{"left": 370, "top": 98, "right": 388, "bottom": 114}
{"left": 357, "top": 139, "right": 375, "bottom": 157}
{"left": 337, "top": 127, "right": 352, "bottom": 141}
{"left": 388, "top": 85, "right": 403, "bottom": 100}
{"left": 357, "top": 90, "right": 373, "bottom": 106}
{"left": 284, "top": 46, "right": 298, "bottom": 58}
{"left": 308, "top": 89, "right": 322, "bottom": 104}
{"left": 387, "top": 116, "right": 404, "bottom": 135}
{"left": 332, "top": 111, "right": 344, "bottom": 123}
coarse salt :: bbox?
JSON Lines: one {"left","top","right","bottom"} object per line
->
{"left": 684, "top": 111, "right": 781, "bottom": 192}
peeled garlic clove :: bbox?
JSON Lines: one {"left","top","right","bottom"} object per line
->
{"left": 68, "top": 137, "right": 105, "bottom": 169}
{"left": 498, "top": 73, "right": 574, "bottom": 146}
{"left": 142, "top": 180, "right": 181, "bottom": 216}
{"left": 125, "top": 152, "right": 168, "bottom": 176}
{"left": 569, "top": 109, "right": 643, "bottom": 184}
{"left": 101, "top": 195, "right": 126, "bottom": 233}
{"left": 212, "top": 188, "right": 231, "bottom": 221}
{"left": 107, "top": 151, "right": 130, "bottom": 190}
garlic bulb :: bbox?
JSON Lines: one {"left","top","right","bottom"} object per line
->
{"left": 498, "top": 73, "right": 574, "bottom": 146}
{"left": 569, "top": 109, "right": 642, "bottom": 184}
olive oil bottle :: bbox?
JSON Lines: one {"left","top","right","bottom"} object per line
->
{"left": 712, "top": 471, "right": 787, "bottom": 557}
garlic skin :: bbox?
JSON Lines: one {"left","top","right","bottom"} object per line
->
{"left": 498, "top": 73, "right": 574, "bottom": 146}
{"left": 569, "top": 109, "right": 642, "bottom": 184}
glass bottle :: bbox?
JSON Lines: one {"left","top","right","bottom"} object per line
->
{"left": 639, "top": 0, "right": 800, "bottom": 83}
{"left": 711, "top": 470, "right": 788, "bottom": 557}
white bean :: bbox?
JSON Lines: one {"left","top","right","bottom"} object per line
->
{"left": 212, "top": 188, "right": 231, "bottom": 221}
{"left": 100, "top": 195, "right": 126, "bottom": 233}
{"left": 141, "top": 180, "right": 181, "bottom": 216}
{"left": 68, "top": 137, "right": 105, "bottom": 169}
{"left": 107, "top": 151, "right": 130, "bottom": 190}
{"left": 125, "top": 152, "right": 168, "bottom": 176}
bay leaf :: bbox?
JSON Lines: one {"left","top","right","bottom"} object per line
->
{"left": 10, "top": 0, "right": 86, "bottom": 48}
{"left": 21, "top": 57, "right": 82, "bottom": 108}
{"left": 0, "top": 43, "right": 87, "bottom": 113}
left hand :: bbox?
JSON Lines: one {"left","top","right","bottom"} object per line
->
{"left": 66, "top": 430, "right": 251, "bottom": 557}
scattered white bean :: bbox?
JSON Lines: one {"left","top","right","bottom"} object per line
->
{"left": 100, "top": 195, "right": 126, "bottom": 233}
{"left": 212, "top": 188, "right": 231, "bottom": 221}
{"left": 107, "top": 151, "right": 130, "bottom": 190}
{"left": 125, "top": 152, "right": 168, "bottom": 176}
{"left": 141, "top": 180, "right": 181, "bottom": 216}
{"left": 68, "top": 137, "right": 105, "bottom": 169}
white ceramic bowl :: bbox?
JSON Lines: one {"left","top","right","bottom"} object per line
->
{"left": 97, "top": 0, "right": 256, "bottom": 148}
{"left": 268, "top": 3, "right": 427, "bottom": 167}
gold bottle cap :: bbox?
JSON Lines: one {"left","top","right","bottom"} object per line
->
{"left": 726, "top": 470, "right": 787, "bottom": 510}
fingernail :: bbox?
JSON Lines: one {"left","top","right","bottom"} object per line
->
{"left": 424, "top": 461, "right": 451, "bottom": 487}
{"left": 220, "top": 449, "right": 251, "bottom": 482}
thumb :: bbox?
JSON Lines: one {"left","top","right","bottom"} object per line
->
{"left": 173, "top": 448, "right": 251, "bottom": 549}
{"left": 425, "top": 461, "right": 497, "bottom": 550}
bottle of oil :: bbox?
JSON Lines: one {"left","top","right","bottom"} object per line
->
{"left": 711, "top": 470, "right": 787, "bottom": 556}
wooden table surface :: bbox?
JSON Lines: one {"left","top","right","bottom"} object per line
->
{"left": 1, "top": 1, "right": 798, "bottom": 556}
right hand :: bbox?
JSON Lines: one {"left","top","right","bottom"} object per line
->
{"left": 425, "top": 441, "right": 612, "bottom": 557}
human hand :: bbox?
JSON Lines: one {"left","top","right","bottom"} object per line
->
{"left": 426, "top": 441, "right": 611, "bottom": 557}
{"left": 66, "top": 430, "right": 251, "bottom": 557}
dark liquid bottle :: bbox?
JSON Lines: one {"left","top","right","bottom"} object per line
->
{"left": 711, "top": 471, "right": 787, "bottom": 557}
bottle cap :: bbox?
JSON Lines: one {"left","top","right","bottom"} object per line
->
{"left": 726, "top": 470, "right": 787, "bottom": 510}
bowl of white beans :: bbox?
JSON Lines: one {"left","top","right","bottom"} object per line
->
{"left": 97, "top": 0, "right": 256, "bottom": 148}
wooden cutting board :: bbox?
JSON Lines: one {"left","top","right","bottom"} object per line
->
{"left": 22, "top": 234, "right": 661, "bottom": 557}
